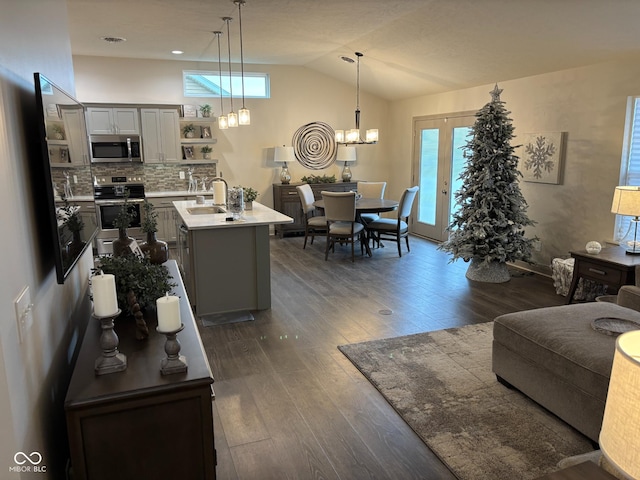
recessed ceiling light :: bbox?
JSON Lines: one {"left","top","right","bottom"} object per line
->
{"left": 172, "top": 50, "right": 184, "bottom": 55}
{"left": 101, "top": 36, "right": 126, "bottom": 44}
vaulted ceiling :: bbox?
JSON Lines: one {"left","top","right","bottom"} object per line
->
{"left": 67, "top": 0, "right": 640, "bottom": 101}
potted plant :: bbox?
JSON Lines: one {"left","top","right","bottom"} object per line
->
{"left": 93, "top": 256, "right": 176, "bottom": 340}
{"left": 199, "top": 104, "right": 212, "bottom": 118}
{"left": 58, "top": 198, "right": 85, "bottom": 263}
{"left": 139, "top": 200, "right": 169, "bottom": 264}
{"left": 200, "top": 145, "right": 213, "bottom": 160}
{"left": 301, "top": 174, "right": 337, "bottom": 184}
{"left": 239, "top": 186, "right": 259, "bottom": 210}
{"left": 52, "top": 123, "right": 65, "bottom": 140}
{"left": 112, "top": 195, "right": 138, "bottom": 257}
{"left": 182, "top": 123, "right": 196, "bottom": 138}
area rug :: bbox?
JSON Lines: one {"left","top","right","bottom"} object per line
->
{"left": 338, "top": 322, "right": 595, "bottom": 480}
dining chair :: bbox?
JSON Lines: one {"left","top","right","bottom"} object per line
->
{"left": 296, "top": 184, "right": 326, "bottom": 249}
{"left": 366, "top": 186, "right": 419, "bottom": 257}
{"left": 357, "top": 181, "right": 387, "bottom": 224}
{"left": 321, "top": 191, "right": 366, "bottom": 262}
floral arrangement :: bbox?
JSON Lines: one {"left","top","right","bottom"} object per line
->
{"left": 301, "top": 174, "right": 337, "bottom": 184}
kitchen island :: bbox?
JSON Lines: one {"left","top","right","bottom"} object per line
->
{"left": 174, "top": 200, "right": 292, "bottom": 321}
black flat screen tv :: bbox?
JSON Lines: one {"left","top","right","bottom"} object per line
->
{"left": 33, "top": 72, "right": 98, "bottom": 283}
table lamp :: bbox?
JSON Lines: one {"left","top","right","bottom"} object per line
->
{"left": 611, "top": 186, "right": 640, "bottom": 254}
{"left": 336, "top": 145, "right": 356, "bottom": 182}
{"left": 599, "top": 330, "right": 640, "bottom": 479}
{"left": 274, "top": 146, "right": 294, "bottom": 184}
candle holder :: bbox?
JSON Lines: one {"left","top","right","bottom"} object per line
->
{"left": 94, "top": 309, "right": 127, "bottom": 375}
{"left": 157, "top": 324, "right": 188, "bottom": 375}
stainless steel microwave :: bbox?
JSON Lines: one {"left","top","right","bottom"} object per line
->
{"left": 89, "top": 135, "right": 142, "bottom": 163}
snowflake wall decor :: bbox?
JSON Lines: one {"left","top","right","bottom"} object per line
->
{"left": 521, "top": 132, "right": 565, "bottom": 184}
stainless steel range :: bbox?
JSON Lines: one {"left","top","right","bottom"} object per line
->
{"left": 94, "top": 175, "right": 146, "bottom": 255}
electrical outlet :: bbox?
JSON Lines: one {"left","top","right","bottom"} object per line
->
{"left": 179, "top": 171, "right": 185, "bottom": 180}
{"left": 73, "top": 175, "right": 78, "bottom": 184}
{"left": 14, "top": 286, "right": 33, "bottom": 344}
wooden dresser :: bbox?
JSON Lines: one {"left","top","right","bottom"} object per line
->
{"left": 273, "top": 181, "right": 357, "bottom": 237}
{"left": 65, "top": 260, "right": 215, "bottom": 480}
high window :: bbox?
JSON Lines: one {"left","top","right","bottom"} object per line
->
{"left": 183, "top": 70, "right": 270, "bottom": 98}
{"left": 616, "top": 96, "right": 640, "bottom": 240}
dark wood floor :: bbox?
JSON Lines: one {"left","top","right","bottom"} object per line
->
{"left": 196, "top": 234, "right": 566, "bottom": 480}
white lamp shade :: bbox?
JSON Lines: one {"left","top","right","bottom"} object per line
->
{"left": 227, "top": 111, "right": 238, "bottom": 128}
{"left": 274, "top": 146, "right": 295, "bottom": 163}
{"left": 336, "top": 145, "right": 357, "bottom": 162}
{"left": 599, "top": 330, "right": 640, "bottom": 478}
{"left": 238, "top": 108, "right": 250, "bottom": 125}
{"left": 611, "top": 186, "right": 640, "bottom": 216}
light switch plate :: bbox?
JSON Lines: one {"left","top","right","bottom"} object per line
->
{"left": 14, "top": 286, "right": 33, "bottom": 344}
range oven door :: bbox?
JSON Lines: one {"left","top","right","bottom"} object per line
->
{"left": 95, "top": 200, "right": 143, "bottom": 231}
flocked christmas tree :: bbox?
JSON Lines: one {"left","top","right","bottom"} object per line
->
{"left": 439, "top": 85, "right": 536, "bottom": 283}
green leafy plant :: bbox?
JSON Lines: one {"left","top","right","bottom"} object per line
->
{"left": 301, "top": 174, "right": 336, "bottom": 184}
{"left": 58, "top": 198, "right": 84, "bottom": 233}
{"left": 199, "top": 104, "right": 212, "bottom": 117}
{"left": 236, "top": 186, "right": 259, "bottom": 202}
{"left": 200, "top": 145, "right": 213, "bottom": 154}
{"left": 52, "top": 124, "right": 65, "bottom": 138}
{"left": 182, "top": 123, "right": 196, "bottom": 136}
{"left": 113, "top": 194, "right": 136, "bottom": 231}
{"left": 141, "top": 199, "right": 158, "bottom": 234}
{"left": 93, "top": 255, "right": 176, "bottom": 317}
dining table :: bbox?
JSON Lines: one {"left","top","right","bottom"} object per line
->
{"left": 313, "top": 197, "right": 399, "bottom": 256}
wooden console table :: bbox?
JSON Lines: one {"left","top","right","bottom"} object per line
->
{"left": 534, "top": 461, "right": 616, "bottom": 479}
{"left": 567, "top": 246, "right": 640, "bottom": 304}
{"left": 65, "top": 260, "right": 216, "bottom": 479}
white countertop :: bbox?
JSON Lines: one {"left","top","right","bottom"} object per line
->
{"left": 146, "top": 191, "right": 202, "bottom": 198}
{"left": 174, "top": 200, "right": 293, "bottom": 230}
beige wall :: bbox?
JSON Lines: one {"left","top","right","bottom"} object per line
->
{"left": 390, "top": 58, "right": 640, "bottom": 271}
{"left": 73, "top": 56, "right": 392, "bottom": 208}
{"left": 0, "top": 0, "right": 94, "bottom": 477}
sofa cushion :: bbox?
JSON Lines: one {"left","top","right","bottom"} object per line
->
{"left": 494, "top": 303, "right": 640, "bottom": 402}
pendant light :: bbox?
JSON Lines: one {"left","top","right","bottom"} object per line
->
{"left": 214, "top": 31, "right": 228, "bottom": 130}
{"left": 234, "top": 0, "right": 250, "bottom": 125}
{"left": 223, "top": 16, "right": 238, "bottom": 128}
{"left": 335, "top": 52, "right": 378, "bottom": 145}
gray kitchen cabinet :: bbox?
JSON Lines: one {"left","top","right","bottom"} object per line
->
{"left": 147, "top": 196, "right": 192, "bottom": 243}
{"left": 86, "top": 106, "right": 140, "bottom": 135}
{"left": 140, "top": 108, "right": 181, "bottom": 163}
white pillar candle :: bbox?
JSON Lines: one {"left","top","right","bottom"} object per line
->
{"left": 93, "top": 273, "right": 118, "bottom": 317}
{"left": 157, "top": 294, "right": 181, "bottom": 332}
{"left": 213, "top": 181, "right": 226, "bottom": 204}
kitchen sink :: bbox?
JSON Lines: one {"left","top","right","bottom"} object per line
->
{"left": 186, "top": 206, "right": 226, "bottom": 215}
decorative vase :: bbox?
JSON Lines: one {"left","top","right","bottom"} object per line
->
{"left": 203, "top": 152, "right": 211, "bottom": 160}
{"left": 112, "top": 228, "right": 136, "bottom": 257}
{"left": 140, "top": 231, "right": 169, "bottom": 264}
{"left": 186, "top": 131, "right": 194, "bottom": 138}
{"left": 465, "top": 258, "right": 511, "bottom": 283}
{"left": 227, "top": 187, "right": 244, "bottom": 220}
{"left": 65, "top": 230, "right": 85, "bottom": 261}
{"left": 245, "top": 201, "right": 253, "bottom": 210}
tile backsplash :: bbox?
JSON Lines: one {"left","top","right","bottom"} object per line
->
{"left": 51, "top": 163, "right": 218, "bottom": 198}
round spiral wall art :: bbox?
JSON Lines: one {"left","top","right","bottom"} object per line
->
{"left": 292, "top": 121, "right": 337, "bottom": 170}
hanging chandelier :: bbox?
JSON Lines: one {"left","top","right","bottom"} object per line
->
{"left": 234, "top": 0, "right": 250, "bottom": 125}
{"left": 223, "top": 16, "right": 238, "bottom": 128}
{"left": 335, "top": 52, "right": 378, "bottom": 145}
{"left": 214, "top": 31, "right": 228, "bottom": 130}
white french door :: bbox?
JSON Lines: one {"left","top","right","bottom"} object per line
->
{"left": 411, "top": 112, "right": 476, "bottom": 241}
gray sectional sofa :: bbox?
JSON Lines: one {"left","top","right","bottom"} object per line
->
{"left": 492, "top": 283, "right": 640, "bottom": 443}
